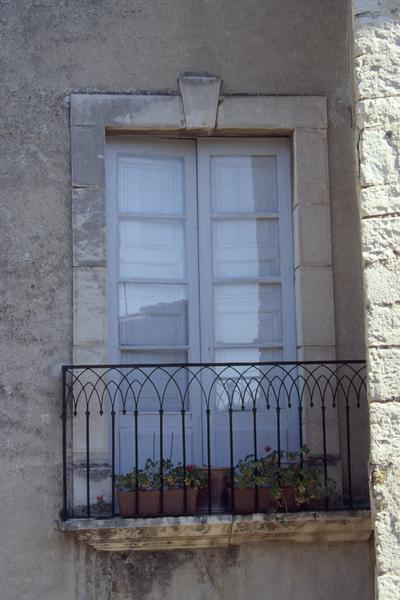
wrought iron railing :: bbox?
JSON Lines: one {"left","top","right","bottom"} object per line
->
{"left": 61, "top": 361, "right": 367, "bottom": 520}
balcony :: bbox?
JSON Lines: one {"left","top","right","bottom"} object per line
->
{"left": 59, "top": 361, "right": 371, "bottom": 551}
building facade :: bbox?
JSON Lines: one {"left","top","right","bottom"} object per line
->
{"left": 0, "top": 1, "right": 398, "bottom": 598}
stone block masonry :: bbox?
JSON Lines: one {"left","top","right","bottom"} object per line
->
{"left": 353, "top": 1, "right": 400, "bottom": 598}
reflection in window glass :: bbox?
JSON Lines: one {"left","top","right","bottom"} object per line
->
{"left": 214, "top": 284, "right": 282, "bottom": 345}
{"left": 213, "top": 219, "right": 280, "bottom": 278}
{"left": 118, "top": 283, "right": 188, "bottom": 346}
{"left": 211, "top": 155, "right": 278, "bottom": 213}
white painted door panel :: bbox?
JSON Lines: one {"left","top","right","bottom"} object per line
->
{"left": 106, "top": 138, "right": 201, "bottom": 473}
{"left": 197, "top": 139, "right": 298, "bottom": 464}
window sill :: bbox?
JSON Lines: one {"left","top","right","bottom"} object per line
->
{"left": 58, "top": 510, "right": 372, "bottom": 552}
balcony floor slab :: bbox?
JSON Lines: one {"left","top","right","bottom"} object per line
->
{"left": 58, "top": 510, "right": 372, "bottom": 552}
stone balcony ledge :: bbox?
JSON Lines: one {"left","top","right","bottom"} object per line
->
{"left": 58, "top": 510, "right": 372, "bottom": 552}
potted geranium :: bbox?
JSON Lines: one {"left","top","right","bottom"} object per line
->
{"left": 263, "top": 445, "right": 334, "bottom": 512}
{"left": 115, "top": 470, "right": 141, "bottom": 517}
{"left": 136, "top": 458, "right": 167, "bottom": 516}
{"left": 227, "top": 453, "right": 280, "bottom": 514}
{"left": 289, "top": 446, "right": 335, "bottom": 510}
{"left": 116, "top": 459, "right": 167, "bottom": 517}
{"left": 164, "top": 463, "right": 206, "bottom": 515}
{"left": 116, "top": 459, "right": 206, "bottom": 517}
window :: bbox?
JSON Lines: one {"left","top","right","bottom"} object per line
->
{"left": 106, "top": 137, "right": 297, "bottom": 472}
{"left": 66, "top": 92, "right": 347, "bottom": 522}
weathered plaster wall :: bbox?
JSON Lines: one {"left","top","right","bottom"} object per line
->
{"left": 353, "top": 1, "right": 400, "bottom": 598}
{"left": 0, "top": 1, "right": 370, "bottom": 598}
{"left": 76, "top": 542, "right": 374, "bottom": 600}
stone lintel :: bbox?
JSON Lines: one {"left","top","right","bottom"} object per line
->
{"left": 71, "top": 94, "right": 184, "bottom": 129}
{"left": 59, "top": 510, "right": 372, "bottom": 552}
{"left": 70, "top": 92, "right": 327, "bottom": 133}
{"left": 218, "top": 96, "right": 327, "bottom": 130}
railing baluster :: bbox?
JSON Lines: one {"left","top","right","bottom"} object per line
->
{"left": 159, "top": 407, "right": 164, "bottom": 515}
{"left": 62, "top": 367, "right": 68, "bottom": 521}
{"left": 85, "top": 408, "right": 91, "bottom": 518}
{"left": 346, "top": 401, "right": 353, "bottom": 509}
{"left": 206, "top": 407, "right": 212, "bottom": 515}
{"left": 298, "top": 405, "right": 303, "bottom": 469}
{"left": 134, "top": 408, "right": 139, "bottom": 516}
{"left": 229, "top": 407, "right": 235, "bottom": 513}
{"left": 111, "top": 408, "right": 116, "bottom": 517}
{"left": 276, "top": 405, "right": 281, "bottom": 468}
{"left": 298, "top": 368, "right": 304, "bottom": 469}
{"left": 252, "top": 405, "right": 258, "bottom": 513}
{"left": 321, "top": 404, "right": 328, "bottom": 509}
{"left": 181, "top": 407, "right": 187, "bottom": 515}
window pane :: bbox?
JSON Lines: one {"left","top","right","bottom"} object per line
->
{"left": 213, "top": 219, "right": 280, "bottom": 277}
{"left": 119, "top": 156, "right": 184, "bottom": 214}
{"left": 119, "top": 283, "right": 188, "bottom": 346}
{"left": 215, "top": 347, "right": 283, "bottom": 364}
{"left": 211, "top": 155, "right": 277, "bottom": 213}
{"left": 214, "top": 284, "right": 282, "bottom": 344}
{"left": 120, "top": 219, "right": 186, "bottom": 280}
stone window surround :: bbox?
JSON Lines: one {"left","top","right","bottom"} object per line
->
{"left": 69, "top": 76, "right": 338, "bottom": 499}
{"left": 71, "top": 78, "right": 335, "bottom": 371}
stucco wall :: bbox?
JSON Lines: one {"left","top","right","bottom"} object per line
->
{"left": 353, "top": 1, "right": 400, "bottom": 598}
{"left": 0, "top": 1, "right": 370, "bottom": 599}
{"left": 76, "top": 542, "right": 374, "bottom": 600}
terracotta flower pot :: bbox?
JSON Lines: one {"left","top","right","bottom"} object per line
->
{"left": 228, "top": 487, "right": 276, "bottom": 514}
{"left": 117, "top": 488, "right": 199, "bottom": 517}
{"left": 162, "top": 488, "right": 198, "bottom": 516}
{"left": 280, "top": 486, "right": 299, "bottom": 512}
{"left": 117, "top": 490, "right": 137, "bottom": 517}
{"left": 279, "top": 486, "right": 323, "bottom": 512}
{"left": 137, "top": 490, "right": 160, "bottom": 516}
